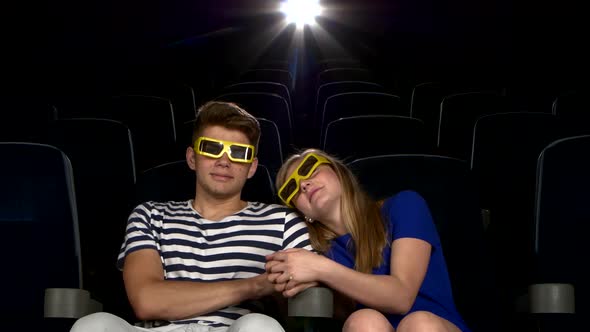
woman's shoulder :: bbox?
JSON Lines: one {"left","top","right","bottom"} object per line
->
{"left": 380, "top": 190, "right": 438, "bottom": 242}
{"left": 380, "top": 190, "right": 426, "bottom": 211}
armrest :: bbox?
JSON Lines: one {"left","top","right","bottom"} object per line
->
{"left": 288, "top": 287, "right": 333, "bottom": 318}
{"left": 528, "top": 283, "right": 575, "bottom": 314}
{"left": 44, "top": 288, "right": 103, "bottom": 318}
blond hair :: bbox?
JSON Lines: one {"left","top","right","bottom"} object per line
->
{"left": 276, "top": 149, "right": 388, "bottom": 273}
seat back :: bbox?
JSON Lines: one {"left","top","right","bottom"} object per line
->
{"left": 470, "top": 112, "right": 563, "bottom": 312}
{"left": 535, "top": 135, "right": 590, "bottom": 316}
{"left": 56, "top": 94, "right": 177, "bottom": 171}
{"left": 257, "top": 118, "right": 284, "bottom": 178}
{"left": 0, "top": 143, "right": 81, "bottom": 319}
{"left": 410, "top": 82, "right": 454, "bottom": 146}
{"left": 314, "top": 81, "right": 385, "bottom": 130}
{"left": 320, "top": 92, "right": 405, "bottom": 143}
{"left": 240, "top": 69, "right": 294, "bottom": 92}
{"left": 411, "top": 82, "right": 504, "bottom": 148}
{"left": 223, "top": 82, "right": 292, "bottom": 113}
{"left": 438, "top": 92, "right": 508, "bottom": 159}
{"left": 44, "top": 118, "right": 136, "bottom": 315}
{"left": 323, "top": 115, "right": 429, "bottom": 161}
{"left": 110, "top": 71, "right": 197, "bottom": 125}
{"left": 471, "top": 112, "right": 562, "bottom": 214}
{"left": 317, "top": 68, "right": 375, "bottom": 88}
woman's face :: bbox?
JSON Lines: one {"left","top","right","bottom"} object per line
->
{"left": 285, "top": 158, "right": 343, "bottom": 222}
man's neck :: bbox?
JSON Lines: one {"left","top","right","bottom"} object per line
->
{"left": 191, "top": 195, "right": 248, "bottom": 221}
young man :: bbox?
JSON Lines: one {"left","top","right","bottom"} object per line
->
{"left": 71, "top": 101, "right": 312, "bottom": 332}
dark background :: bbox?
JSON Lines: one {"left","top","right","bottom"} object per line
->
{"left": 2, "top": 0, "right": 586, "bottom": 95}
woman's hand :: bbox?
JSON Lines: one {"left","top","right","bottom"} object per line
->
{"left": 270, "top": 278, "right": 320, "bottom": 298}
{"left": 265, "top": 248, "right": 324, "bottom": 283}
{"left": 265, "top": 248, "right": 327, "bottom": 296}
{"left": 282, "top": 280, "right": 320, "bottom": 298}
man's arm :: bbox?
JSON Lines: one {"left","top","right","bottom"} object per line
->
{"left": 123, "top": 248, "right": 275, "bottom": 321}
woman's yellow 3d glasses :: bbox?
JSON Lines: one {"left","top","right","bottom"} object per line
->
{"left": 194, "top": 136, "right": 255, "bottom": 163}
{"left": 278, "top": 153, "right": 331, "bottom": 207}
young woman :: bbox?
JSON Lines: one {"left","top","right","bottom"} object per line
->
{"left": 265, "top": 149, "right": 470, "bottom": 332}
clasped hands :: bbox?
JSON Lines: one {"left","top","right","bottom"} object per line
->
{"left": 265, "top": 248, "right": 322, "bottom": 298}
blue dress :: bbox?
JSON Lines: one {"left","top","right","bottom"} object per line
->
{"left": 325, "top": 190, "right": 471, "bottom": 331}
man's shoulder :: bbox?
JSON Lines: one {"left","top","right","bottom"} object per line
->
{"left": 239, "top": 202, "right": 299, "bottom": 222}
{"left": 244, "top": 201, "right": 293, "bottom": 213}
{"left": 133, "top": 200, "right": 192, "bottom": 215}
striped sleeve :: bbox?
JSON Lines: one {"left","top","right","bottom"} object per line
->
{"left": 116, "top": 202, "right": 160, "bottom": 269}
{"left": 283, "top": 209, "right": 312, "bottom": 250}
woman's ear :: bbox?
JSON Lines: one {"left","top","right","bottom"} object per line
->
{"left": 186, "top": 146, "right": 196, "bottom": 170}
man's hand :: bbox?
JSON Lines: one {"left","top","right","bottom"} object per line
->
{"left": 250, "top": 273, "right": 276, "bottom": 299}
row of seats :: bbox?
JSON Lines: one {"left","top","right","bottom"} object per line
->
{"left": 4, "top": 77, "right": 585, "bottom": 162}
{"left": 4, "top": 104, "right": 584, "bottom": 184}
{"left": 2, "top": 58, "right": 587, "bottom": 331}
{"left": 3, "top": 134, "right": 588, "bottom": 330}
{"left": 10, "top": 100, "right": 578, "bottom": 189}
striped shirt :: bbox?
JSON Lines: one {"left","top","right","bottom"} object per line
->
{"left": 117, "top": 200, "right": 311, "bottom": 327}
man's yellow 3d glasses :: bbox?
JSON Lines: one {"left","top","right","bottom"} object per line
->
{"left": 194, "top": 136, "right": 255, "bottom": 163}
{"left": 278, "top": 153, "right": 331, "bottom": 207}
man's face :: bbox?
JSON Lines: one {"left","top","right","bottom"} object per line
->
{"left": 187, "top": 125, "right": 258, "bottom": 200}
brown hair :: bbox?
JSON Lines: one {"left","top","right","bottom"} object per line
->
{"left": 276, "top": 149, "right": 388, "bottom": 273}
{"left": 192, "top": 101, "right": 261, "bottom": 153}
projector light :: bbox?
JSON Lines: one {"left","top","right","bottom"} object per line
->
{"left": 280, "top": 0, "right": 323, "bottom": 28}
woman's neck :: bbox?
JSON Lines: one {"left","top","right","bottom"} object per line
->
{"left": 321, "top": 208, "right": 347, "bottom": 236}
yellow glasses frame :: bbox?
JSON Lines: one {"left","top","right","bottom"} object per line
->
{"left": 278, "top": 153, "right": 331, "bottom": 207}
{"left": 194, "top": 136, "right": 255, "bottom": 163}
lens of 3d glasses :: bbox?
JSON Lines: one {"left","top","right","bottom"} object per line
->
{"left": 199, "top": 139, "right": 252, "bottom": 160}
{"left": 280, "top": 155, "right": 322, "bottom": 200}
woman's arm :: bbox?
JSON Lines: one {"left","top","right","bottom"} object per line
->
{"left": 266, "top": 238, "right": 431, "bottom": 314}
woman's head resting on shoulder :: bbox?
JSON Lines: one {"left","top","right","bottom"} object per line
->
{"left": 275, "top": 149, "right": 388, "bottom": 273}
{"left": 276, "top": 149, "right": 345, "bottom": 226}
